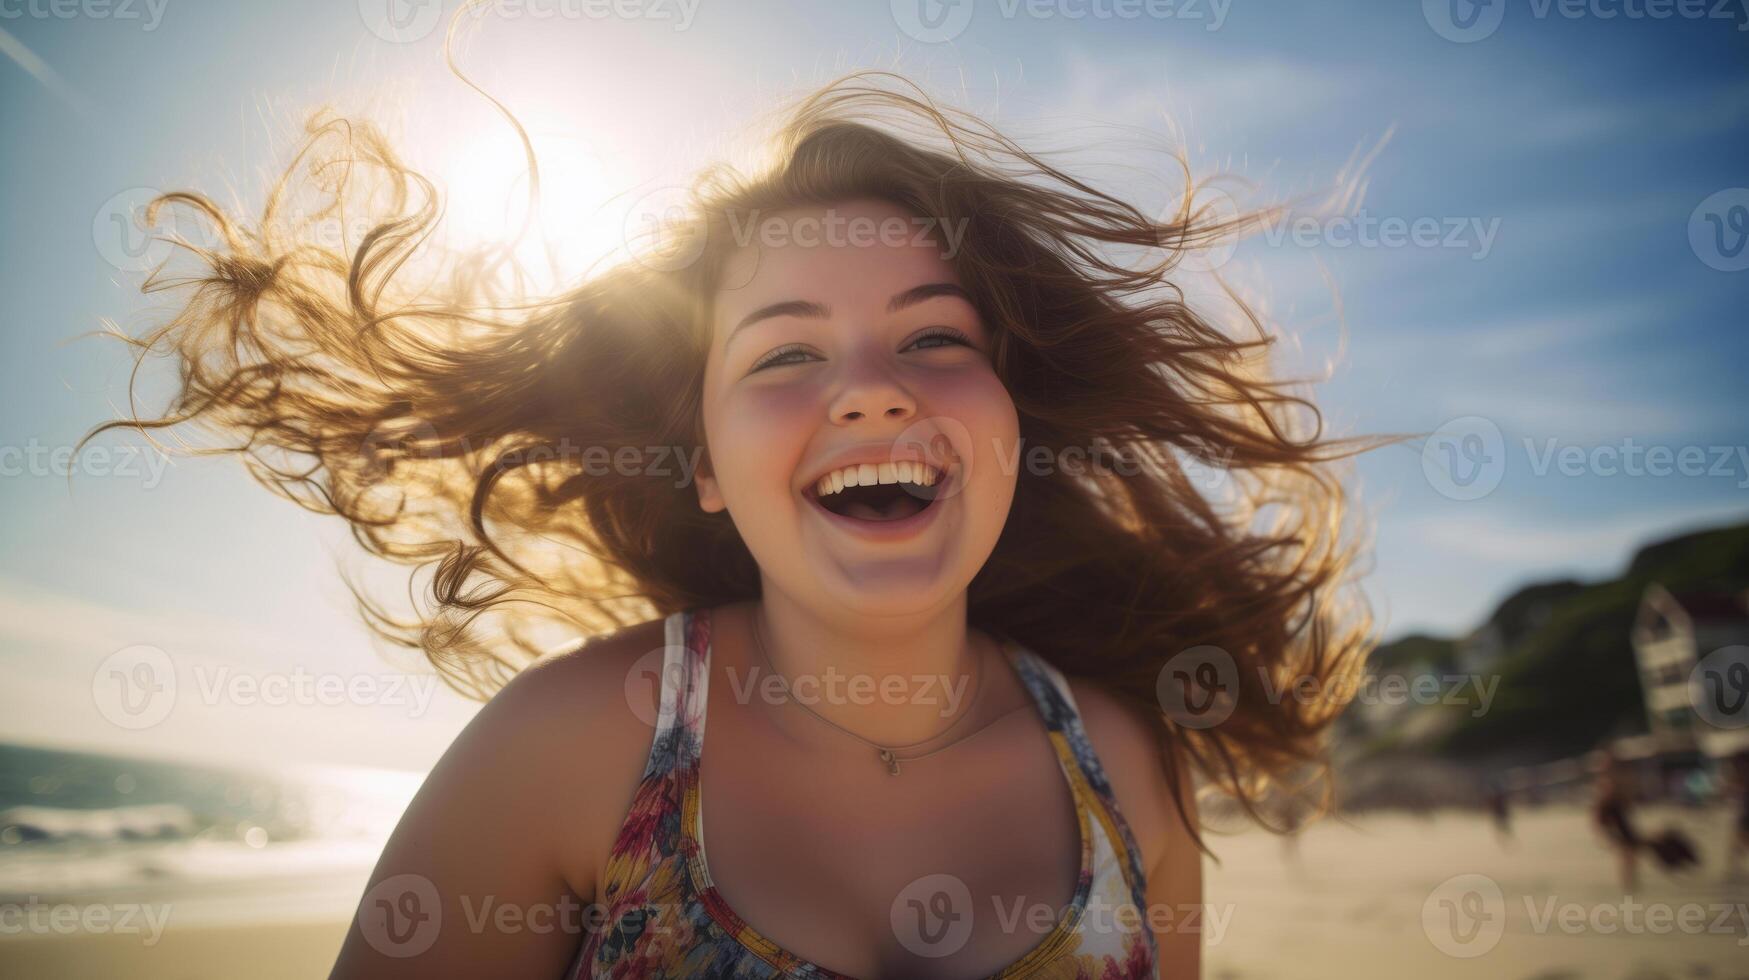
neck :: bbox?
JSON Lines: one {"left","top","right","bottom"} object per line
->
{"left": 735, "top": 584, "right": 989, "bottom": 749}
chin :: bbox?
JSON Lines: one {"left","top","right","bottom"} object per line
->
{"left": 812, "top": 556, "right": 972, "bottom": 621}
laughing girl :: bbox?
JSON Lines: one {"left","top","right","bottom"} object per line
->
{"left": 85, "top": 69, "right": 1384, "bottom": 978}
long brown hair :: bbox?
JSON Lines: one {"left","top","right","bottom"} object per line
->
{"left": 79, "top": 68, "right": 1403, "bottom": 844}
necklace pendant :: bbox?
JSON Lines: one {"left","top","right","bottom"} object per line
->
{"left": 878, "top": 749, "right": 901, "bottom": 776}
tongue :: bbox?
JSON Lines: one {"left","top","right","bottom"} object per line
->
{"left": 842, "top": 494, "right": 926, "bottom": 522}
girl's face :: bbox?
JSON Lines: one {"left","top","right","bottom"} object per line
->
{"left": 695, "top": 198, "right": 1020, "bottom": 619}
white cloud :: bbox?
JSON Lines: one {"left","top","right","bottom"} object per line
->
{"left": 1415, "top": 500, "right": 1749, "bottom": 568}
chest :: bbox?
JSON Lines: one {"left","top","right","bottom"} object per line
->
{"left": 690, "top": 711, "right": 1089, "bottom": 977}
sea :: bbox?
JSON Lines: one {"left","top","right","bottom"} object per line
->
{"left": 0, "top": 741, "right": 420, "bottom": 926}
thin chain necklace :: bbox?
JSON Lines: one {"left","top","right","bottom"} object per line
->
{"left": 749, "top": 608, "right": 1031, "bottom": 775}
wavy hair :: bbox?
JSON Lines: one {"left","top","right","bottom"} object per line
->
{"left": 78, "top": 68, "right": 1402, "bottom": 844}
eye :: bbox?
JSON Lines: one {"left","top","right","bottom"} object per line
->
{"left": 750, "top": 343, "right": 819, "bottom": 372}
{"left": 904, "top": 327, "right": 973, "bottom": 351}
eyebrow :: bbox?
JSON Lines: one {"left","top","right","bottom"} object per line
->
{"left": 724, "top": 282, "right": 974, "bottom": 348}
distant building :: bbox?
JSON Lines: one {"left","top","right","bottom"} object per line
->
{"left": 1629, "top": 583, "right": 1749, "bottom": 759}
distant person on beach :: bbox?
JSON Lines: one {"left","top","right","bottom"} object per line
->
{"left": 1592, "top": 754, "right": 1642, "bottom": 890}
{"left": 1484, "top": 778, "right": 1512, "bottom": 846}
{"left": 1592, "top": 751, "right": 1700, "bottom": 891}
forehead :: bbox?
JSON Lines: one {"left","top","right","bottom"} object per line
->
{"left": 710, "top": 199, "right": 960, "bottom": 330}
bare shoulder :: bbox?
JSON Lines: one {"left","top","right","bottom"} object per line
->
{"left": 501, "top": 616, "right": 674, "bottom": 891}
{"left": 1063, "top": 675, "right": 1199, "bottom": 878}
{"left": 327, "top": 615, "right": 673, "bottom": 977}
{"left": 507, "top": 614, "right": 671, "bottom": 727}
{"left": 1066, "top": 674, "right": 1203, "bottom": 974}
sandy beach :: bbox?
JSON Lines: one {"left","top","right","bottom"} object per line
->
{"left": 3, "top": 804, "right": 1746, "bottom": 978}
{"left": 1204, "top": 804, "right": 1749, "bottom": 979}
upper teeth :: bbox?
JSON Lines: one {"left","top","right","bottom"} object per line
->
{"left": 814, "top": 461, "right": 941, "bottom": 497}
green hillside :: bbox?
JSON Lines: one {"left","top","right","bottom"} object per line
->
{"left": 1374, "top": 518, "right": 1749, "bottom": 762}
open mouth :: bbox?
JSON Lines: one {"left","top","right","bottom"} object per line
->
{"left": 805, "top": 462, "right": 949, "bottom": 523}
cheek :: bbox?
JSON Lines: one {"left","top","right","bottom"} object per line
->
{"left": 709, "top": 383, "right": 819, "bottom": 500}
{"left": 935, "top": 370, "right": 1019, "bottom": 457}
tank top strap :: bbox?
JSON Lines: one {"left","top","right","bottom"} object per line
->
{"left": 633, "top": 608, "right": 710, "bottom": 783}
{"left": 1005, "top": 643, "right": 1153, "bottom": 909}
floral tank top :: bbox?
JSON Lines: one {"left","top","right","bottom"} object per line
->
{"left": 567, "top": 607, "right": 1158, "bottom": 978}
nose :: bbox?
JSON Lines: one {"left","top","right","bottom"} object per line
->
{"left": 827, "top": 359, "right": 916, "bottom": 425}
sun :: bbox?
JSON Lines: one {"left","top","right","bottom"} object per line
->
{"left": 410, "top": 100, "right": 632, "bottom": 289}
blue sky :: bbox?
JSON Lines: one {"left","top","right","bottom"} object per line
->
{"left": 2, "top": 0, "right": 1745, "bottom": 770}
